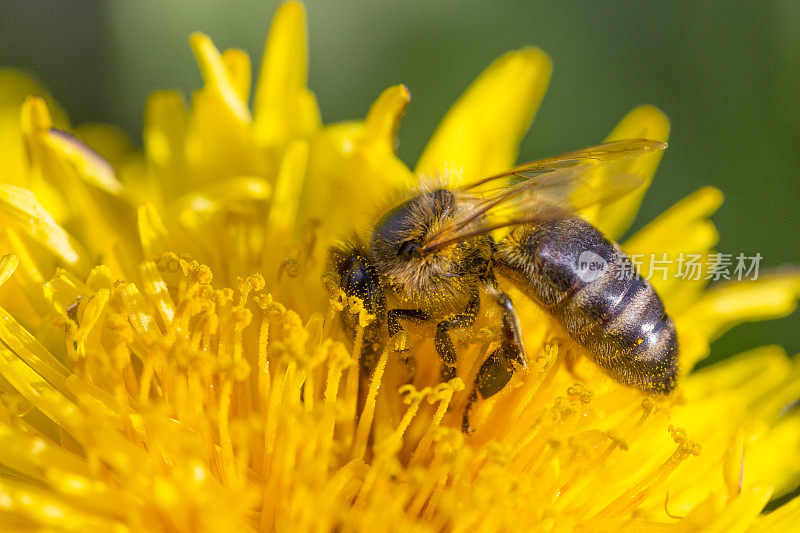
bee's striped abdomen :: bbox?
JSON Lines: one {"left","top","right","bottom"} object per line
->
{"left": 494, "top": 216, "right": 677, "bottom": 393}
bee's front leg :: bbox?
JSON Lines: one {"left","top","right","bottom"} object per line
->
{"left": 387, "top": 308, "right": 430, "bottom": 382}
{"left": 462, "top": 286, "right": 527, "bottom": 434}
{"left": 433, "top": 292, "right": 480, "bottom": 382}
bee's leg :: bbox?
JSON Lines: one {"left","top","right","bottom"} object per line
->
{"left": 489, "top": 289, "right": 527, "bottom": 368}
{"left": 434, "top": 292, "right": 480, "bottom": 382}
{"left": 387, "top": 308, "right": 430, "bottom": 336}
{"left": 462, "top": 288, "right": 526, "bottom": 434}
{"left": 387, "top": 308, "right": 430, "bottom": 382}
{"left": 561, "top": 342, "right": 586, "bottom": 382}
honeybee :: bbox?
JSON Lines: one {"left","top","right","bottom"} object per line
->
{"left": 329, "top": 139, "right": 678, "bottom": 433}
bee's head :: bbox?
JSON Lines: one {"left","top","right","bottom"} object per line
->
{"left": 369, "top": 189, "right": 471, "bottom": 299}
{"left": 370, "top": 189, "right": 454, "bottom": 255}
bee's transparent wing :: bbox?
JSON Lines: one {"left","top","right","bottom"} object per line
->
{"left": 420, "top": 139, "right": 665, "bottom": 253}
{"left": 461, "top": 139, "right": 665, "bottom": 192}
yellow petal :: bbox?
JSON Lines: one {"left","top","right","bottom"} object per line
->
{"left": 0, "top": 184, "right": 90, "bottom": 273}
{"left": 20, "top": 94, "right": 53, "bottom": 139}
{"left": 2, "top": 228, "right": 43, "bottom": 285}
{"left": 0, "top": 71, "right": 65, "bottom": 190}
{"left": 0, "top": 343, "right": 80, "bottom": 428}
{"left": 20, "top": 98, "right": 139, "bottom": 261}
{"left": 0, "top": 477, "right": 124, "bottom": 532}
{"left": 144, "top": 90, "right": 187, "bottom": 167}
{"left": 0, "top": 108, "right": 28, "bottom": 188}
{"left": 749, "top": 415, "right": 800, "bottom": 497}
{"left": 86, "top": 264, "right": 113, "bottom": 292}
{"left": 0, "top": 425, "right": 90, "bottom": 479}
{"left": 43, "top": 269, "right": 86, "bottom": 315}
{"left": 341, "top": 85, "right": 416, "bottom": 196}
{"left": 0, "top": 329, "right": 147, "bottom": 471}
{"left": 626, "top": 186, "right": 723, "bottom": 253}
{"left": 0, "top": 70, "right": 68, "bottom": 130}
{"left": 683, "top": 345, "right": 789, "bottom": 403}
{"left": 189, "top": 32, "right": 251, "bottom": 125}
{"left": 266, "top": 139, "right": 309, "bottom": 233}
{"left": 44, "top": 129, "right": 123, "bottom": 195}
{"left": 171, "top": 176, "right": 272, "bottom": 225}
{"left": 415, "top": 48, "right": 551, "bottom": 183}
{"left": 140, "top": 261, "right": 176, "bottom": 326}
{"left": 137, "top": 203, "right": 173, "bottom": 260}
{"left": 750, "top": 487, "right": 800, "bottom": 532}
{"left": 253, "top": 0, "right": 321, "bottom": 147}
{"left": 74, "top": 288, "right": 109, "bottom": 350}
{"left": 184, "top": 42, "right": 267, "bottom": 185}
{"left": 18, "top": 97, "right": 74, "bottom": 223}
{"left": 144, "top": 90, "right": 188, "bottom": 202}
{"left": 624, "top": 186, "right": 722, "bottom": 305}
{"left": 0, "top": 305, "right": 72, "bottom": 390}
{"left": 222, "top": 48, "right": 252, "bottom": 104}
{"left": 72, "top": 122, "right": 137, "bottom": 179}
{"left": 0, "top": 70, "right": 66, "bottom": 122}
{"left": 722, "top": 429, "right": 746, "bottom": 500}
{"left": 119, "top": 282, "right": 161, "bottom": 343}
{"left": 702, "top": 486, "right": 772, "bottom": 533}
{"left": 0, "top": 228, "right": 50, "bottom": 326}
{"left": 595, "top": 105, "right": 671, "bottom": 238}
{"left": 364, "top": 84, "right": 411, "bottom": 153}
{"left": 0, "top": 254, "right": 18, "bottom": 288}
{"left": 301, "top": 86, "right": 416, "bottom": 243}
{"left": 677, "top": 272, "right": 800, "bottom": 368}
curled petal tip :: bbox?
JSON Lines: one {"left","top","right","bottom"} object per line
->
{"left": 696, "top": 186, "right": 725, "bottom": 207}
{"left": 594, "top": 105, "right": 672, "bottom": 237}
{"left": 278, "top": 0, "right": 305, "bottom": 17}
{"left": 21, "top": 96, "right": 53, "bottom": 134}
{"left": 188, "top": 31, "right": 207, "bottom": 49}
{"left": 610, "top": 105, "right": 670, "bottom": 143}
{"left": 189, "top": 32, "right": 252, "bottom": 124}
{"left": 365, "top": 85, "right": 412, "bottom": 152}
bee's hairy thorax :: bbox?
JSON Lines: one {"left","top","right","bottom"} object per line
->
{"left": 369, "top": 189, "right": 492, "bottom": 313}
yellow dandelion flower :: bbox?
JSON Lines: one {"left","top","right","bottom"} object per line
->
{"left": 0, "top": 2, "right": 798, "bottom": 532}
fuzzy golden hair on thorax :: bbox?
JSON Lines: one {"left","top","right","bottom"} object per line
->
{"left": 367, "top": 187, "right": 485, "bottom": 309}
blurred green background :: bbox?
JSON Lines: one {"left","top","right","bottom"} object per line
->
{"left": 1, "top": 0, "right": 798, "bottom": 364}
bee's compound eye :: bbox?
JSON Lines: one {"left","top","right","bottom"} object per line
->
{"left": 398, "top": 241, "right": 421, "bottom": 259}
